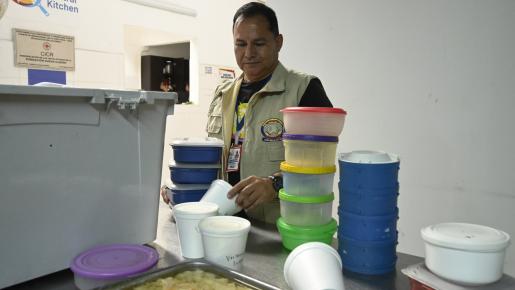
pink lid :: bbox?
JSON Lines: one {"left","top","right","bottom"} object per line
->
{"left": 280, "top": 107, "right": 347, "bottom": 115}
{"left": 70, "top": 244, "right": 159, "bottom": 279}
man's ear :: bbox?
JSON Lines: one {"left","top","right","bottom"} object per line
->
{"left": 276, "top": 34, "right": 283, "bottom": 51}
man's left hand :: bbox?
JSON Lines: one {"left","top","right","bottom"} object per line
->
{"left": 227, "top": 175, "right": 277, "bottom": 210}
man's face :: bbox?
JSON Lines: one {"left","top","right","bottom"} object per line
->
{"left": 233, "top": 15, "right": 283, "bottom": 82}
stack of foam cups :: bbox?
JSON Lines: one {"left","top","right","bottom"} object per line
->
{"left": 338, "top": 150, "right": 400, "bottom": 275}
{"left": 167, "top": 137, "right": 223, "bottom": 205}
{"left": 277, "top": 107, "right": 347, "bottom": 250}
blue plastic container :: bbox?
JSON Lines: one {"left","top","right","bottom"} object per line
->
{"left": 338, "top": 151, "right": 400, "bottom": 189}
{"left": 171, "top": 190, "right": 206, "bottom": 205}
{"left": 338, "top": 235, "right": 397, "bottom": 275}
{"left": 169, "top": 161, "right": 220, "bottom": 184}
{"left": 167, "top": 183, "right": 210, "bottom": 205}
{"left": 338, "top": 182, "right": 399, "bottom": 195}
{"left": 338, "top": 209, "right": 398, "bottom": 241}
{"left": 171, "top": 137, "right": 223, "bottom": 164}
{"left": 338, "top": 185, "right": 398, "bottom": 215}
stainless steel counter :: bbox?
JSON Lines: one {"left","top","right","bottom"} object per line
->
{"left": 4, "top": 201, "right": 423, "bottom": 290}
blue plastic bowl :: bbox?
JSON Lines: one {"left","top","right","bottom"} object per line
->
{"left": 338, "top": 235, "right": 397, "bottom": 275}
{"left": 338, "top": 160, "right": 399, "bottom": 189}
{"left": 170, "top": 167, "right": 218, "bottom": 184}
{"left": 170, "top": 188, "right": 207, "bottom": 205}
{"left": 173, "top": 146, "right": 222, "bottom": 164}
{"left": 338, "top": 182, "right": 399, "bottom": 195}
{"left": 338, "top": 186, "right": 398, "bottom": 215}
{"left": 338, "top": 209, "right": 398, "bottom": 241}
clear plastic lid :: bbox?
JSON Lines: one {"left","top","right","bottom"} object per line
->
{"left": 70, "top": 244, "right": 158, "bottom": 279}
{"left": 421, "top": 223, "right": 510, "bottom": 252}
{"left": 339, "top": 150, "right": 399, "bottom": 164}
{"left": 171, "top": 137, "right": 224, "bottom": 147}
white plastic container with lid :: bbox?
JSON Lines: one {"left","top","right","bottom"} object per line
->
{"left": 421, "top": 222, "right": 511, "bottom": 285}
{"left": 199, "top": 216, "right": 251, "bottom": 270}
{"left": 280, "top": 107, "right": 347, "bottom": 136}
{"left": 173, "top": 202, "right": 219, "bottom": 258}
{"left": 279, "top": 190, "right": 334, "bottom": 226}
{"left": 280, "top": 162, "right": 336, "bottom": 196}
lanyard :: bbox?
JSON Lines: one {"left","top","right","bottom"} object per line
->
{"left": 234, "top": 100, "right": 245, "bottom": 145}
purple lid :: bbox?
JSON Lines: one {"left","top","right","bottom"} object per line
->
{"left": 283, "top": 134, "right": 338, "bottom": 142}
{"left": 70, "top": 244, "right": 159, "bottom": 279}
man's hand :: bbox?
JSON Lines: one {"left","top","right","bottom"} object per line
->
{"left": 160, "top": 185, "right": 170, "bottom": 204}
{"left": 227, "top": 175, "right": 277, "bottom": 210}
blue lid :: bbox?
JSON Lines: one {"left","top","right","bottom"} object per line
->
{"left": 283, "top": 134, "right": 338, "bottom": 142}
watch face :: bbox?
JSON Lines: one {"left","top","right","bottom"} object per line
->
{"left": 273, "top": 175, "right": 283, "bottom": 192}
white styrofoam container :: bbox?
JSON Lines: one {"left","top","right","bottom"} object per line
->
{"left": 0, "top": 85, "right": 176, "bottom": 288}
{"left": 421, "top": 222, "right": 510, "bottom": 286}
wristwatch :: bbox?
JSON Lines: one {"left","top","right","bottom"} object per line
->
{"left": 268, "top": 175, "right": 283, "bottom": 193}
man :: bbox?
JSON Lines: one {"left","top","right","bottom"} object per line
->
{"left": 207, "top": 2, "right": 332, "bottom": 223}
{"left": 162, "top": 2, "right": 332, "bottom": 223}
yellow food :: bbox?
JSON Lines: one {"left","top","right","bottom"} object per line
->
{"left": 130, "top": 269, "right": 253, "bottom": 290}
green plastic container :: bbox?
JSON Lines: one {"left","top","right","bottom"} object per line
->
{"left": 277, "top": 217, "right": 338, "bottom": 250}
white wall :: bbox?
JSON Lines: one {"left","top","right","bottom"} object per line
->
{"left": 269, "top": 0, "right": 515, "bottom": 276}
{"left": 142, "top": 42, "right": 190, "bottom": 58}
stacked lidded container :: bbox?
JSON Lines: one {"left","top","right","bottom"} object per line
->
{"left": 167, "top": 137, "right": 223, "bottom": 205}
{"left": 276, "top": 107, "right": 347, "bottom": 250}
{"left": 337, "top": 150, "right": 400, "bottom": 274}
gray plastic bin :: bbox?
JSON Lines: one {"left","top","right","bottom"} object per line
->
{"left": 0, "top": 84, "right": 176, "bottom": 288}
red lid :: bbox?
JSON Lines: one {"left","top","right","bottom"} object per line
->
{"left": 280, "top": 107, "right": 347, "bottom": 115}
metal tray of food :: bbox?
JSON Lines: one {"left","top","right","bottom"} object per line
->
{"left": 96, "top": 259, "right": 281, "bottom": 290}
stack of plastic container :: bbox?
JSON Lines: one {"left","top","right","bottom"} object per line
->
{"left": 337, "top": 150, "right": 400, "bottom": 275}
{"left": 276, "top": 107, "right": 347, "bottom": 251}
{"left": 167, "top": 137, "right": 223, "bottom": 205}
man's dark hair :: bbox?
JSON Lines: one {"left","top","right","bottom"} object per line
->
{"left": 233, "top": 2, "right": 279, "bottom": 36}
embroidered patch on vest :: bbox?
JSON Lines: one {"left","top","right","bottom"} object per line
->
{"left": 261, "top": 118, "right": 284, "bottom": 142}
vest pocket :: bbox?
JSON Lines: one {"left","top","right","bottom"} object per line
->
{"left": 267, "top": 141, "right": 285, "bottom": 161}
{"left": 207, "top": 115, "right": 222, "bottom": 134}
{"left": 207, "top": 99, "right": 222, "bottom": 134}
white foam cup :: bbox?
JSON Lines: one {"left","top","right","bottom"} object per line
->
{"left": 199, "top": 216, "right": 251, "bottom": 270}
{"left": 284, "top": 242, "right": 345, "bottom": 290}
{"left": 200, "top": 179, "right": 241, "bottom": 216}
{"left": 173, "top": 202, "right": 219, "bottom": 259}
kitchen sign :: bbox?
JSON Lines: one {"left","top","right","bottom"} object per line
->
{"left": 14, "top": 28, "right": 75, "bottom": 71}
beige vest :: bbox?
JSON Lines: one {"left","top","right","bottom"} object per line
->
{"left": 206, "top": 62, "right": 314, "bottom": 223}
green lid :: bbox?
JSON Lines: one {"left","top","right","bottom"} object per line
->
{"left": 277, "top": 218, "right": 337, "bottom": 250}
{"left": 278, "top": 189, "right": 334, "bottom": 204}
{"left": 277, "top": 217, "right": 337, "bottom": 235}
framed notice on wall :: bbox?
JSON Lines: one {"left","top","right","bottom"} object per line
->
{"left": 13, "top": 28, "right": 75, "bottom": 71}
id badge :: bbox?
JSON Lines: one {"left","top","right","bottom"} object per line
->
{"left": 226, "top": 144, "right": 242, "bottom": 172}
